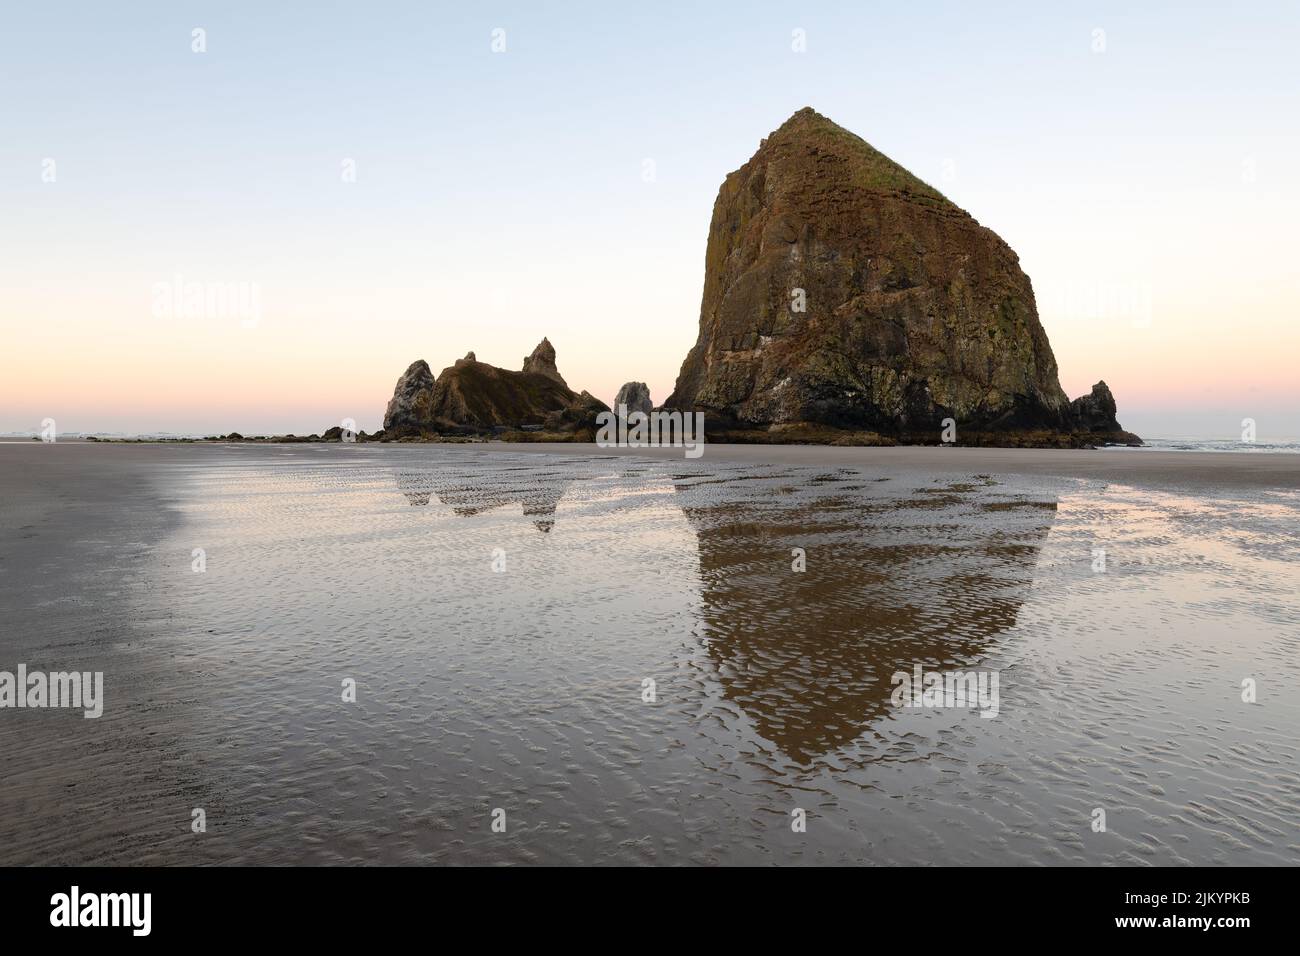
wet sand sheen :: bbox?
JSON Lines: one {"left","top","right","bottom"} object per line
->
{"left": 1, "top": 443, "right": 1297, "bottom": 865}
{"left": 407, "top": 440, "right": 1300, "bottom": 489}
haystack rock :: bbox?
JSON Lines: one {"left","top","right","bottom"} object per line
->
{"left": 665, "top": 107, "right": 1134, "bottom": 444}
{"left": 382, "top": 338, "right": 607, "bottom": 435}
{"left": 613, "top": 382, "right": 653, "bottom": 418}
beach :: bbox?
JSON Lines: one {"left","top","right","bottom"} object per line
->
{"left": 1, "top": 441, "right": 1297, "bottom": 865}
{"left": 403, "top": 440, "right": 1300, "bottom": 489}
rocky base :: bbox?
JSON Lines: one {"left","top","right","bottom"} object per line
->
{"left": 91, "top": 423, "right": 1141, "bottom": 448}
{"left": 702, "top": 423, "right": 1139, "bottom": 449}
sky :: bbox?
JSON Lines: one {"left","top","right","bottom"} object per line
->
{"left": 2, "top": 1, "right": 1297, "bottom": 439}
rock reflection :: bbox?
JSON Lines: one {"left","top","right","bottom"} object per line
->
{"left": 394, "top": 467, "right": 575, "bottom": 532}
{"left": 674, "top": 479, "right": 1058, "bottom": 763}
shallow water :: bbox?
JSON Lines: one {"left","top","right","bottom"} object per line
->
{"left": 2, "top": 445, "right": 1298, "bottom": 865}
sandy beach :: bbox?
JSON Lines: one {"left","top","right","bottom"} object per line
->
{"left": 404, "top": 441, "right": 1300, "bottom": 489}
{"left": 2, "top": 440, "right": 1297, "bottom": 865}
{"left": 11, "top": 438, "right": 1300, "bottom": 485}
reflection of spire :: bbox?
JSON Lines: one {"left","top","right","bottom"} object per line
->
{"left": 523, "top": 502, "right": 558, "bottom": 533}
{"left": 392, "top": 468, "right": 572, "bottom": 531}
{"left": 394, "top": 471, "right": 431, "bottom": 506}
{"left": 674, "top": 479, "right": 1057, "bottom": 764}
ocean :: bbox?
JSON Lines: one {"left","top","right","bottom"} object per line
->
{"left": 1117, "top": 437, "right": 1300, "bottom": 454}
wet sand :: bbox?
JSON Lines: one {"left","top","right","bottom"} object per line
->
{"left": 440, "top": 441, "right": 1300, "bottom": 490}
{"left": 2, "top": 441, "right": 1298, "bottom": 865}
{"left": 10, "top": 439, "right": 1297, "bottom": 489}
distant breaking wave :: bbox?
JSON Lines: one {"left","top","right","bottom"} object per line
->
{"left": 1120, "top": 437, "right": 1300, "bottom": 454}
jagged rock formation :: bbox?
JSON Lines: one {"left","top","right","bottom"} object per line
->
{"left": 382, "top": 338, "right": 607, "bottom": 437}
{"left": 1069, "top": 381, "right": 1142, "bottom": 445}
{"left": 383, "top": 360, "right": 437, "bottom": 433}
{"left": 665, "top": 107, "right": 1136, "bottom": 445}
{"left": 613, "top": 382, "right": 653, "bottom": 418}
{"left": 521, "top": 337, "right": 566, "bottom": 385}
{"left": 541, "top": 390, "right": 609, "bottom": 435}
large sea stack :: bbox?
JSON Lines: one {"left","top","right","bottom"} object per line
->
{"left": 665, "top": 107, "right": 1136, "bottom": 446}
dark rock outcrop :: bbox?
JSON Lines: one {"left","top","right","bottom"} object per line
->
{"left": 613, "top": 381, "right": 653, "bottom": 418}
{"left": 1069, "top": 381, "right": 1142, "bottom": 445}
{"left": 383, "top": 360, "right": 437, "bottom": 432}
{"left": 542, "top": 390, "right": 609, "bottom": 434}
{"left": 382, "top": 339, "right": 607, "bottom": 437}
{"left": 665, "top": 107, "right": 1135, "bottom": 445}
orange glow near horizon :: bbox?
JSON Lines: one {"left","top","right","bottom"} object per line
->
{"left": 3, "top": 241, "right": 1299, "bottom": 437}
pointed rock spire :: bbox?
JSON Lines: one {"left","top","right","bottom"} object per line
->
{"left": 383, "top": 359, "right": 435, "bottom": 432}
{"left": 522, "top": 337, "right": 566, "bottom": 386}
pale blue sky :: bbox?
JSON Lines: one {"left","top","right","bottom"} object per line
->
{"left": 2, "top": 1, "right": 1297, "bottom": 437}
